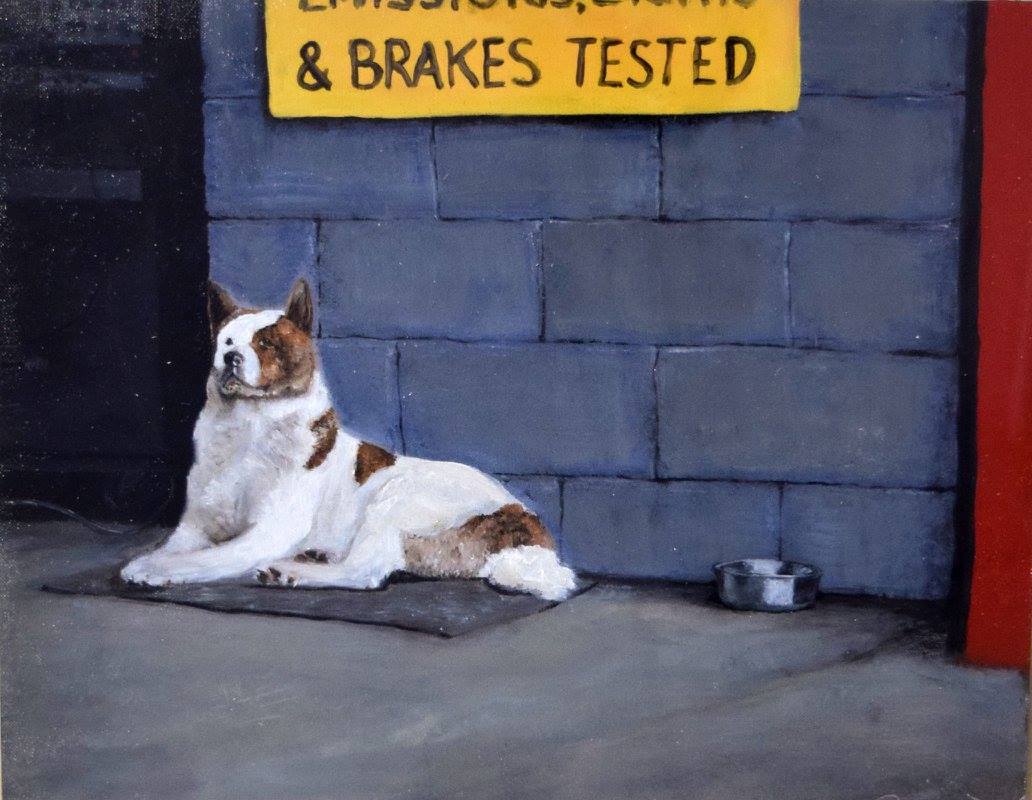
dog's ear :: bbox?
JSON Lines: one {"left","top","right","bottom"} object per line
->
{"left": 284, "top": 277, "right": 313, "bottom": 335}
{"left": 205, "top": 280, "right": 238, "bottom": 339}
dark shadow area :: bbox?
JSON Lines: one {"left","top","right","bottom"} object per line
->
{"left": 947, "top": 1, "right": 987, "bottom": 653}
{"left": 1, "top": 0, "right": 209, "bottom": 523}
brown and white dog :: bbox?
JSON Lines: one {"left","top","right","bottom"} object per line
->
{"left": 120, "top": 278, "right": 577, "bottom": 600}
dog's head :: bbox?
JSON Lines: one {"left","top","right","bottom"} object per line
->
{"left": 205, "top": 278, "right": 316, "bottom": 400}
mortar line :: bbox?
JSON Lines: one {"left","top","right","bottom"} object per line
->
{"left": 314, "top": 218, "right": 323, "bottom": 338}
{"left": 535, "top": 220, "right": 546, "bottom": 341}
{"left": 317, "top": 332, "right": 958, "bottom": 361}
{"left": 656, "top": 119, "right": 665, "bottom": 221}
{"left": 650, "top": 346, "right": 661, "bottom": 480}
{"left": 429, "top": 121, "right": 441, "bottom": 220}
{"left": 777, "top": 483, "right": 786, "bottom": 559}
{"left": 394, "top": 343, "right": 407, "bottom": 454}
{"left": 558, "top": 476, "right": 566, "bottom": 540}
{"left": 488, "top": 473, "right": 955, "bottom": 494}
{"left": 208, "top": 213, "right": 960, "bottom": 228}
{"left": 782, "top": 225, "right": 793, "bottom": 345}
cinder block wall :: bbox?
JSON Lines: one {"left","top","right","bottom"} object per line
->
{"left": 202, "top": 0, "right": 969, "bottom": 599}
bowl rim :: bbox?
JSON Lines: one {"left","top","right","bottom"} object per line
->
{"left": 713, "top": 558, "right": 822, "bottom": 580}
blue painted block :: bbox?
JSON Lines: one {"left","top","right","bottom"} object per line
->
{"left": 662, "top": 97, "right": 964, "bottom": 221}
{"left": 436, "top": 120, "right": 659, "bottom": 220}
{"left": 209, "top": 220, "right": 316, "bottom": 309}
{"left": 802, "top": 0, "right": 968, "bottom": 96}
{"left": 398, "top": 341, "right": 655, "bottom": 477}
{"left": 320, "top": 221, "right": 539, "bottom": 341}
{"left": 544, "top": 221, "right": 788, "bottom": 345}
{"left": 657, "top": 348, "right": 957, "bottom": 488}
{"left": 201, "top": 0, "right": 263, "bottom": 98}
{"left": 790, "top": 222, "right": 959, "bottom": 354}
{"left": 498, "top": 476, "right": 563, "bottom": 541}
{"left": 561, "top": 478, "right": 779, "bottom": 581}
{"left": 204, "top": 100, "right": 434, "bottom": 218}
{"left": 781, "top": 484, "right": 955, "bottom": 599}
{"left": 319, "top": 339, "right": 401, "bottom": 452}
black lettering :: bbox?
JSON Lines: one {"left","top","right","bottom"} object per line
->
{"left": 297, "top": 41, "right": 332, "bottom": 90}
{"left": 482, "top": 37, "right": 505, "bottom": 88}
{"left": 387, "top": 0, "right": 414, "bottom": 8}
{"left": 299, "top": 0, "right": 327, "bottom": 9}
{"left": 420, "top": 0, "right": 444, "bottom": 7}
{"left": 599, "top": 38, "right": 623, "bottom": 87}
{"left": 567, "top": 37, "right": 597, "bottom": 87}
{"left": 693, "top": 36, "right": 716, "bottom": 85}
{"left": 412, "top": 42, "right": 444, "bottom": 88}
{"left": 446, "top": 39, "right": 479, "bottom": 87}
{"left": 627, "top": 39, "right": 653, "bottom": 88}
{"left": 349, "top": 39, "right": 383, "bottom": 89}
{"left": 656, "top": 37, "right": 685, "bottom": 86}
{"left": 725, "top": 36, "right": 755, "bottom": 85}
{"left": 385, "top": 38, "right": 415, "bottom": 88}
{"left": 509, "top": 38, "right": 541, "bottom": 87}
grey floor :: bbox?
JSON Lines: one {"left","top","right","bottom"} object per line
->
{"left": 1, "top": 522, "right": 1027, "bottom": 800}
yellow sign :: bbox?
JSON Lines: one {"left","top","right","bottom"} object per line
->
{"left": 265, "top": 0, "right": 800, "bottom": 118}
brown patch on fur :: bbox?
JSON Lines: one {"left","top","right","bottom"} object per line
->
{"left": 354, "top": 442, "right": 396, "bottom": 485}
{"left": 251, "top": 317, "right": 316, "bottom": 396}
{"left": 403, "top": 504, "right": 555, "bottom": 579}
{"left": 305, "top": 409, "right": 338, "bottom": 470}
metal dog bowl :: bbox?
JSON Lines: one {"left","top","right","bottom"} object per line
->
{"left": 713, "top": 559, "right": 821, "bottom": 612}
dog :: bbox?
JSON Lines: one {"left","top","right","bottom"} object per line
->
{"left": 120, "top": 278, "right": 577, "bottom": 601}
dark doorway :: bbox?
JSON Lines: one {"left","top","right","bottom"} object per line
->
{"left": 1, "top": 1, "right": 209, "bottom": 522}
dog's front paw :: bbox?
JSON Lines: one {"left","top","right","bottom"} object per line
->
{"left": 120, "top": 556, "right": 174, "bottom": 587}
{"left": 256, "top": 565, "right": 298, "bottom": 587}
{"left": 294, "top": 549, "right": 330, "bottom": 564}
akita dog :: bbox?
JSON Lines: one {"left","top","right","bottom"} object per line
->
{"left": 120, "top": 278, "right": 576, "bottom": 601}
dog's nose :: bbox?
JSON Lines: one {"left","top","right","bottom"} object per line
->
{"left": 224, "top": 351, "right": 242, "bottom": 368}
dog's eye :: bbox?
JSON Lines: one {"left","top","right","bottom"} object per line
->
{"left": 257, "top": 338, "right": 271, "bottom": 349}
{"left": 225, "top": 338, "right": 233, "bottom": 345}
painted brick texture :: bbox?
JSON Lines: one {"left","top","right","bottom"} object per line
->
{"left": 562, "top": 479, "right": 780, "bottom": 582}
{"left": 202, "top": 0, "right": 971, "bottom": 598}
{"left": 320, "top": 221, "right": 539, "bottom": 342}
{"left": 656, "top": 348, "right": 957, "bottom": 488}
{"left": 543, "top": 221, "right": 789, "bottom": 345}
{"left": 204, "top": 101, "right": 434, "bottom": 218}
{"left": 662, "top": 97, "right": 965, "bottom": 221}
{"left": 398, "top": 341, "right": 655, "bottom": 477}
{"left": 208, "top": 220, "right": 316, "bottom": 308}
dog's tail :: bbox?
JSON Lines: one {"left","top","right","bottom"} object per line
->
{"left": 479, "top": 544, "right": 577, "bottom": 602}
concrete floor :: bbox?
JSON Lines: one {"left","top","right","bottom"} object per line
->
{"left": 1, "top": 522, "right": 1027, "bottom": 800}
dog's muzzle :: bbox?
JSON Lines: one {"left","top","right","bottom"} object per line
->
{"left": 219, "top": 351, "right": 245, "bottom": 391}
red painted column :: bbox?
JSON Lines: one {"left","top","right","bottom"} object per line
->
{"left": 965, "top": 1, "right": 1032, "bottom": 671}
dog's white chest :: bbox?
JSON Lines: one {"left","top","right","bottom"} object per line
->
{"left": 192, "top": 405, "right": 315, "bottom": 537}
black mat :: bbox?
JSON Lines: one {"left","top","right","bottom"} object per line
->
{"left": 42, "top": 567, "right": 594, "bottom": 638}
